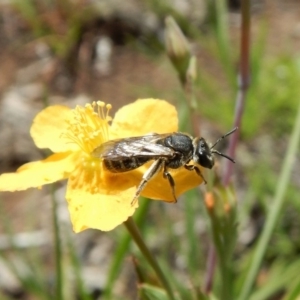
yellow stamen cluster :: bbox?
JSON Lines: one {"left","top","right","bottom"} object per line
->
{"left": 63, "top": 101, "right": 112, "bottom": 154}
{"left": 65, "top": 101, "right": 113, "bottom": 193}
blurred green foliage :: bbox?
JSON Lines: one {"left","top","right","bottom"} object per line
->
{"left": 13, "top": 0, "right": 94, "bottom": 58}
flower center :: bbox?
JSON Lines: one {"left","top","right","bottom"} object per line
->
{"left": 64, "top": 101, "right": 112, "bottom": 154}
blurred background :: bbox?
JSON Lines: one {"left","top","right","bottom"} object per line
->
{"left": 0, "top": 0, "right": 300, "bottom": 299}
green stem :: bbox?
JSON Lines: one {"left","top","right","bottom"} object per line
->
{"left": 184, "top": 191, "right": 199, "bottom": 278}
{"left": 214, "top": 0, "right": 234, "bottom": 82}
{"left": 238, "top": 100, "right": 300, "bottom": 300}
{"left": 124, "top": 217, "right": 176, "bottom": 300}
{"left": 51, "top": 185, "right": 63, "bottom": 300}
{"left": 210, "top": 212, "right": 231, "bottom": 300}
{"left": 104, "top": 199, "right": 151, "bottom": 299}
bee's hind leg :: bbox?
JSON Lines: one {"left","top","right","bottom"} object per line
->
{"left": 163, "top": 165, "right": 177, "bottom": 203}
{"left": 131, "top": 159, "right": 163, "bottom": 206}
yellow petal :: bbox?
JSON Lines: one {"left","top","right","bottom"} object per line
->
{"left": 0, "top": 152, "right": 76, "bottom": 191}
{"left": 110, "top": 99, "right": 178, "bottom": 139}
{"left": 30, "top": 105, "right": 79, "bottom": 152}
{"left": 66, "top": 174, "right": 138, "bottom": 232}
{"left": 66, "top": 162, "right": 139, "bottom": 232}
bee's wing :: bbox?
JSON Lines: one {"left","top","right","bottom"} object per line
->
{"left": 92, "top": 133, "right": 174, "bottom": 160}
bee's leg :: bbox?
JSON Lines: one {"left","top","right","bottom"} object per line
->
{"left": 162, "top": 164, "right": 177, "bottom": 203}
{"left": 184, "top": 164, "right": 207, "bottom": 184}
{"left": 131, "top": 159, "right": 163, "bottom": 206}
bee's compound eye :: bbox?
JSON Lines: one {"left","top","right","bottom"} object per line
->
{"left": 193, "top": 138, "right": 215, "bottom": 169}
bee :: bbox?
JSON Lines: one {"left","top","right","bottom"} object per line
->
{"left": 92, "top": 127, "right": 237, "bottom": 205}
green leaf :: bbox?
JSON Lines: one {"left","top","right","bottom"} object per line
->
{"left": 139, "top": 284, "right": 178, "bottom": 300}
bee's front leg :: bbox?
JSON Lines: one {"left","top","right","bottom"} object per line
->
{"left": 184, "top": 164, "right": 207, "bottom": 184}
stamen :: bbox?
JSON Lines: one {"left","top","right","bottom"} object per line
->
{"left": 62, "top": 102, "right": 113, "bottom": 154}
{"left": 96, "top": 101, "right": 105, "bottom": 119}
{"left": 105, "top": 104, "right": 112, "bottom": 120}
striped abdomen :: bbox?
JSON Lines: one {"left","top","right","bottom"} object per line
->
{"left": 103, "top": 157, "right": 151, "bottom": 173}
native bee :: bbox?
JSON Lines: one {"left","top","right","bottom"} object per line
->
{"left": 92, "top": 127, "right": 237, "bottom": 205}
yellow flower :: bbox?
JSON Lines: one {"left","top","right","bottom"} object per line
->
{"left": 0, "top": 99, "right": 202, "bottom": 232}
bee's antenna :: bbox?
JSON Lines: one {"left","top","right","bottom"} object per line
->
{"left": 210, "top": 127, "right": 238, "bottom": 163}
{"left": 210, "top": 127, "right": 238, "bottom": 149}
{"left": 211, "top": 150, "right": 235, "bottom": 163}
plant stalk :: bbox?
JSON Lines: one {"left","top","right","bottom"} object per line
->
{"left": 222, "top": 0, "right": 251, "bottom": 186}
{"left": 124, "top": 217, "right": 176, "bottom": 300}
{"left": 51, "top": 185, "right": 63, "bottom": 300}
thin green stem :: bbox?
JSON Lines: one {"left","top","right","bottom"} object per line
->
{"left": 66, "top": 234, "right": 92, "bottom": 300}
{"left": 183, "top": 56, "right": 201, "bottom": 136}
{"left": 50, "top": 185, "right": 63, "bottom": 300}
{"left": 238, "top": 99, "right": 300, "bottom": 300}
{"left": 209, "top": 211, "right": 231, "bottom": 300}
{"left": 124, "top": 217, "right": 176, "bottom": 300}
{"left": 104, "top": 199, "right": 151, "bottom": 299}
{"left": 184, "top": 191, "right": 199, "bottom": 278}
{"left": 214, "top": 0, "right": 234, "bottom": 82}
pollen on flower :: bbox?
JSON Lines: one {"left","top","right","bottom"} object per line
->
{"left": 63, "top": 101, "right": 112, "bottom": 154}
{"left": 69, "top": 154, "right": 102, "bottom": 194}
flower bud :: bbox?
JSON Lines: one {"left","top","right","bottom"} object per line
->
{"left": 164, "top": 16, "right": 191, "bottom": 84}
{"left": 187, "top": 55, "right": 198, "bottom": 83}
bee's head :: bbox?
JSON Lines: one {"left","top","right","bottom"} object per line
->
{"left": 192, "top": 137, "right": 215, "bottom": 169}
{"left": 192, "top": 127, "right": 238, "bottom": 169}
